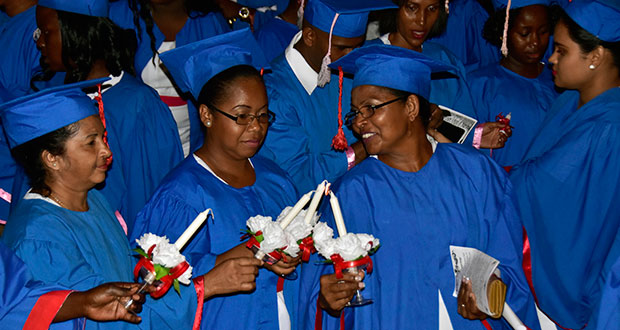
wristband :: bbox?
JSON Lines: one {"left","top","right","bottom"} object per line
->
{"left": 473, "top": 124, "right": 484, "bottom": 149}
{"left": 345, "top": 146, "right": 355, "bottom": 170}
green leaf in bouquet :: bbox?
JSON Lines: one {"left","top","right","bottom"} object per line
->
{"left": 255, "top": 233, "right": 264, "bottom": 243}
{"left": 153, "top": 263, "right": 171, "bottom": 280}
{"left": 173, "top": 279, "right": 181, "bottom": 295}
{"left": 368, "top": 244, "right": 381, "bottom": 255}
{"left": 133, "top": 248, "right": 149, "bottom": 258}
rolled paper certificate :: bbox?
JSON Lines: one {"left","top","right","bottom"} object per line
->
{"left": 502, "top": 302, "right": 526, "bottom": 330}
{"left": 303, "top": 180, "right": 327, "bottom": 225}
{"left": 279, "top": 191, "right": 313, "bottom": 229}
{"left": 174, "top": 208, "right": 213, "bottom": 251}
{"left": 329, "top": 191, "right": 347, "bottom": 236}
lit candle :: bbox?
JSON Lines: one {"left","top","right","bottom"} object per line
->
{"left": 279, "top": 191, "right": 313, "bottom": 229}
{"left": 174, "top": 208, "right": 213, "bottom": 251}
{"left": 329, "top": 191, "right": 347, "bottom": 236}
{"left": 303, "top": 180, "right": 327, "bottom": 225}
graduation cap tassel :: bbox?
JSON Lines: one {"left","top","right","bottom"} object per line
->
{"left": 297, "top": 0, "right": 305, "bottom": 29}
{"left": 331, "top": 66, "right": 348, "bottom": 151}
{"left": 94, "top": 84, "right": 112, "bottom": 164}
{"left": 500, "top": 0, "right": 512, "bottom": 57}
{"left": 317, "top": 13, "right": 340, "bottom": 88}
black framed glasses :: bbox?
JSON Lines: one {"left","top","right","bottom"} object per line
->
{"left": 344, "top": 96, "right": 407, "bottom": 127}
{"left": 209, "top": 104, "right": 275, "bottom": 125}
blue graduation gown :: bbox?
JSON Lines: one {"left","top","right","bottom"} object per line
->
{"left": 2, "top": 190, "right": 200, "bottom": 330}
{"left": 0, "top": 6, "right": 39, "bottom": 222}
{"left": 255, "top": 18, "right": 299, "bottom": 63}
{"left": 0, "top": 241, "right": 77, "bottom": 329}
{"left": 597, "top": 255, "right": 620, "bottom": 330}
{"left": 300, "top": 143, "right": 539, "bottom": 330}
{"left": 132, "top": 155, "right": 299, "bottom": 329}
{"left": 468, "top": 63, "right": 559, "bottom": 166}
{"left": 366, "top": 38, "right": 478, "bottom": 144}
{"left": 261, "top": 53, "right": 356, "bottom": 193}
{"left": 97, "top": 73, "right": 184, "bottom": 233}
{"left": 429, "top": 0, "right": 500, "bottom": 72}
{"left": 109, "top": 0, "right": 230, "bottom": 153}
{"left": 510, "top": 88, "right": 620, "bottom": 329}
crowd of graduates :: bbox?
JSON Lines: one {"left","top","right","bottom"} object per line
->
{"left": 0, "top": 0, "right": 619, "bottom": 329}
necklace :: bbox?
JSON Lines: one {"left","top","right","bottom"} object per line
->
{"left": 49, "top": 193, "right": 67, "bottom": 209}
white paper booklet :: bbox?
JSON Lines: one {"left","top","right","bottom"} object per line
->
{"left": 437, "top": 105, "right": 478, "bottom": 144}
{"left": 449, "top": 245, "right": 500, "bottom": 316}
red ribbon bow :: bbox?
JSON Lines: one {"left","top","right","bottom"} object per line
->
{"left": 299, "top": 236, "right": 317, "bottom": 262}
{"left": 244, "top": 231, "right": 284, "bottom": 264}
{"left": 330, "top": 254, "right": 373, "bottom": 279}
{"left": 133, "top": 244, "right": 191, "bottom": 298}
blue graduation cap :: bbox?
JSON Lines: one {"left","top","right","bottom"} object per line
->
{"left": 159, "top": 28, "right": 270, "bottom": 101}
{"left": 564, "top": 0, "right": 620, "bottom": 42}
{"left": 0, "top": 78, "right": 107, "bottom": 149}
{"left": 38, "top": 0, "right": 108, "bottom": 17}
{"left": 329, "top": 44, "right": 455, "bottom": 100}
{"left": 304, "top": 0, "right": 397, "bottom": 38}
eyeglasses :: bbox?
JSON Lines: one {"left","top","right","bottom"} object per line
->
{"left": 208, "top": 104, "right": 275, "bottom": 125}
{"left": 344, "top": 96, "right": 407, "bottom": 127}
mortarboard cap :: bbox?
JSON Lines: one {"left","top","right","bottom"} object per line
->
{"left": 0, "top": 78, "right": 107, "bottom": 149}
{"left": 329, "top": 44, "right": 455, "bottom": 100}
{"left": 304, "top": 0, "right": 397, "bottom": 38}
{"left": 492, "top": 0, "right": 550, "bottom": 10}
{"left": 159, "top": 28, "right": 269, "bottom": 101}
{"left": 564, "top": 0, "right": 620, "bottom": 42}
{"left": 38, "top": 0, "right": 108, "bottom": 17}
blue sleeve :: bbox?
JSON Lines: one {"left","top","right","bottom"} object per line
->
{"left": 132, "top": 194, "right": 216, "bottom": 276}
{"left": 263, "top": 90, "right": 348, "bottom": 192}
{"left": 597, "top": 254, "right": 620, "bottom": 330}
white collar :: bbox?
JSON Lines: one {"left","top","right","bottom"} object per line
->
{"left": 86, "top": 72, "right": 124, "bottom": 99}
{"left": 379, "top": 33, "right": 391, "bottom": 45}
{"left": 192, "top": 154, "right": 254, "bottom": 186}
{"left": 285, "top": 31, "right": 319, "bottom": 95}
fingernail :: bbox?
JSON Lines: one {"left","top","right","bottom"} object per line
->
{"left": 359, "top": 282, "right": 365, "bottom": 289}
{"left": 355, "top": 276, "right": 362, "bottom": 281}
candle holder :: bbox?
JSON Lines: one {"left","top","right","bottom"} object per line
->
{"left": 331, "top": 254, "right": 374, "bottom": 307}
{"left": 343, "top": 265, "right": 372, "bottom": 307}
{"left": 124, "top": 265, "right": 160, "bottom": 309}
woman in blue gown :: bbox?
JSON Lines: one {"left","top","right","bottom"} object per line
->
{"left": 369, "top": 0, "right": 509, "bottom": 150}
{"left": 509, "top": 1, "right": 620, "bottom": 328}
{"left": 1, "top": 80, "right": 263, "bottom": 330}
{"left": 131, "top": 30, "right": 301, "bottom": 330}
{"left": 468, "top": 0, "right": 559, "bottom": 167}
{"left": 300, "top": 44, "right": 539, "bottom": 330}
{"left": 18, "top": 1, "right": 184, "bottom": 233}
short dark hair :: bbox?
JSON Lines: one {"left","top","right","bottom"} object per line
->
{"left": 377, "top": 0, "right": 448, "bottom": 39}
{"left": 557, "top": 7, "right": 620, "bottom": 70}
{"left": 383, "top": 86, "right": 432, "bottom": 128}
{"left": 56, "top": 10, "right": 137, "bottom": 83}
{"left": 483, "top": 5, "right": 552, "bottom": 48}
{"left": 197, "top": 65, "right": 263, "bottom": 110}
{"left": 11, "top": 122, "right": 81, "bottom": 196}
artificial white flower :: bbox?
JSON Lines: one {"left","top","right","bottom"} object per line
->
{"left": 176, "top": 265, "right": 193, "bottom": 285}
{"left": 282, "top": 231, "right": 301, "bottom": 257}
{"left": 136, "top": 233, "right": 169, "bottom": 252}
{"left": 247, "top": 215, "right": 273, "bottom": 233}
{"left": 282, "top": 210, "right": 314, "bottom": 240}
{"left": 312, "top": 222, "right": 334, "bottom": 253}
{"left": 260, "top": 222, "right": 288, "bottom": 253}
{"left": 152, "top": 240, "right": 186, "bottom": 268}
{"left": 333, "top": 233, "right": 367, "bottom": 261}
{"left": 355, "top": 233, "right": 380, "bottom": 251}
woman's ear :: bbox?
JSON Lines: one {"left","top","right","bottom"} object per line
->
{"left": 41, "top": 150, "right": 60, "bottom": 172}
{"left": 301, "top": 26, "right": 315, "bottom": 47}
{"left": 589, "top": 45, "right": 605, "bottom": 69}
{"left": 405, "top": 94, "right": 420, "bottom": 122}
{"left": 199, "top": 104, "right": 213, "bottom": 128}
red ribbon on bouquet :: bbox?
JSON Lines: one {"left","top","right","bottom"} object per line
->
{"left": 299, "top": 236, "right": 317, "bottom": 262}
{"left": 245, "top": 230, "right": 284, "bottom": 263}
{"left": 330, "top": 254, "right": 373, "bottom": 279}
{"left": 133, "top": 244, "right": 191, "bottom": 298}
{"left": 495, "top": 112, "right": 512, "bottom": 133}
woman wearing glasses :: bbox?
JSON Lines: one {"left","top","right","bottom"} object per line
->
{"left": 131, "top": 30, "right": 301, "bottom": 330}
{"left": 303, "top": 45, "right": 539, "bottom": 330}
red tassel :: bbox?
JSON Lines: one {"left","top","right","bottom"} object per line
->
{"left": 331, "top": 67, "right": 348, "bottom": 151}
{"left": 260, "top": 67, "right": 264, "bottom": 77}
{"left": 94, "top": 84, "right": 112, "bottom": 164}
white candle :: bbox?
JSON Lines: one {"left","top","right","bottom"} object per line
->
{"left": 502, "top": 302, "right": 526, "bottom": 330}
{"left": 174, "top": 208, "right": 213, "bottom": 251}
{"left": 279, "top": 191, "right": 312, "bottom": 229}
{"left": 303, "top": 181, "right": 327, "bottom": 225}
{"left": 329, "top": 191, "right": 347, "bottom": 236}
